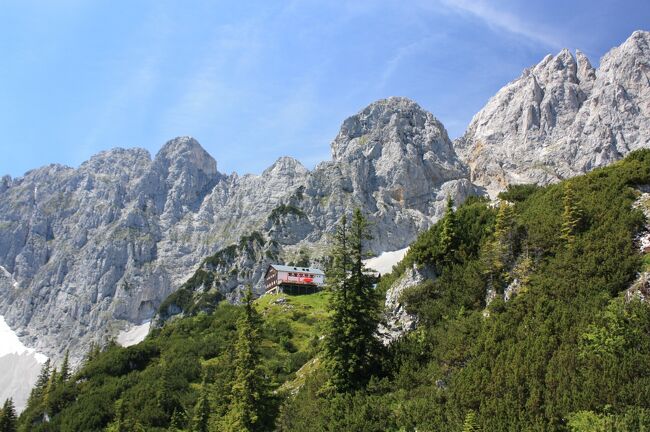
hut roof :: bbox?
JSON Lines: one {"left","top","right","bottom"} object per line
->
{"left": 268, "top": 264, "right": 325, "bottom": 276}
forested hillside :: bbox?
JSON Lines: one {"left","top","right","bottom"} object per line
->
{"left": 10, "top": 150, "right": 650, "bottom": 431}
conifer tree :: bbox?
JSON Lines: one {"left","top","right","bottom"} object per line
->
{"left": 105, "top": 399, "right": 127, "bottom": 432}
{"left": 0, "top": 398, "right": 17, "bottom": 432}
{"left": 440, "top": 195, "right": 458, "bottom": 261}
{"left": 482, "top": 201, "right": 517, "bottom": 290}
{"left": 26, "top": 359, "right": 51, "bottom": 406}
{"left": 157, "top": 360, "right": 181, "bottom": 418}
{"left": 462, "top": 410, "right": 480, "bottom": 432}
{"left": 511, "top": 245, "right": 534, "bottom": 294}
{"left": 494, "top": 201, "right": 516, "bottom": 264}
{"left": 561, "top": 181, "right": 580, "bottom": 247}
{"left": 35, "top": 359, "right": 51, "bottom": 390}
{"left": 192, "top": 386, "right": 210, "bottom": 432}
{"left": 43, "top": 366, "right": 58, "bottom": 417}
{"left": 221, "top": 286, "right": 266, "bottom": 432}
{"left": 85, "top": 341, "right": 101, "bottom": 365}
{"left": 324, "top": 209, "right": 381, "bottom": 393}
{"left": 58, "top": 350, "right": 70, "bottom": 383}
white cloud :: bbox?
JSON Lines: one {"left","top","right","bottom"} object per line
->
{"left": 377, "top": 35, "right": 443, "bottom": 92}
{"left": 436, "top": 0, "right": 564, "bottom": 49}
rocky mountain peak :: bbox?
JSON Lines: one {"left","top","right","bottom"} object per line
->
{"left": 543, "top": 48, "right": 578, "bottom": 83}
{"left": 79, "top": 148, "right": 152, "bottom": 178}
{"left": 331, "top": 97, "right": 462, "bottom": 172}
{"left": 601, "top": 30, "right": 650, "bottom": 66}
{"left": 154, "top": 136, "right": 218, "bottom": 178}
{"left": 334, "top": 97, "right": 435, "bottom": 157}
{"left": 262, "top": 156, "right": 308, "bottom": 178}
{"left": 598, "top": 30, "right": 650, "bottom": 89}
{"left": 625, "top": 29, "right": 650, "bottom": 49}
{"left": 575, "top": 49, "right": 596, "bottom": 84}
{"left": 150, "top": 136, "right": 221, "bottom": 222}
{"left": 455, "top": 30, "right": 650, "bottom": 196}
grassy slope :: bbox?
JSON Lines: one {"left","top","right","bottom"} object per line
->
{"left": 19, "top": 292, "right": 330, "bottom": 431}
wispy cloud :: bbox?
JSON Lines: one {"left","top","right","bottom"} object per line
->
{"left": 436, "top": 0, "right": 564, "bottom": 50}
{"left": 377, "top": 34, "right": 443, "bottom": 92}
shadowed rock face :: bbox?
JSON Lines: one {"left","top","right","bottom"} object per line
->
{"left": 0, "top": 99, "right": 480, "bottom": 364}
{"left": 455, "top": 30, "right": 650, "bottom": 197}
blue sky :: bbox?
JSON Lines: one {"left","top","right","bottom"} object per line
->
{"left": 1, "top": 1, "right": 649, "bottom": 178}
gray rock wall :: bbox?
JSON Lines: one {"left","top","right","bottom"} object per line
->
{"left": 455, "top": 31, "right": 650, "bottom": 197}
{"left": 0, "top": 98, "right": 478, "bottom": 363}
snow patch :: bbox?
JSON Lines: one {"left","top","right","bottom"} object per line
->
{"left": 0, "top": 316, "right": 47, "bottom": 362}
{"left": 0, "top": 316, "right": 48, "bottom": 413}
{"left": 364, "top": 247, "right": 409, "bottom": 275}
{"left": 0, "top": 353, "right": 43, "bottom": 413}
{"left": 117, "top": 321, "right": 151, "bottom": 347}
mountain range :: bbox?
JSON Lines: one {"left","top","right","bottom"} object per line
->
{"left": 0, "top": 30, "right": 649, "bottom": 409}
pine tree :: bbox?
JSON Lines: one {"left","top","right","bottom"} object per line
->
{"left": 43, "top": 366, "right": 58, "bottom": 417}
{"left": 221, "top": 286, "right": 266, "bottom": 432}
{"left": 192, "top": 386, "right": 210, "bottom": 432}
{"left": 105, "top": 399, "right": 127, "bottom": 432}
{"left": 462, "top": 409, "right": 480, "bottom": 432}
{"left": 26, "top": 359, "right": 51, "bottom": 407}
{"left": 494, "top": 201, "right": 516, "bottom": 264}
{"left": 0, "top": 398, "right": 17, "bottom": 432}
{"left": 35, "top": 359, "right": 51, "bottom": 390}
{"left": 482, "top": 201, "right": 517, "bottom": 291}
{"left": 324, "top": 209, "right": 381, "bottom": 393}
{"left": 561, "top": 181, "right": 581, "bottom": 247}
{"left": 440, "top": 195, "right": 458, "bottom": 261}
{"left": 85, "top": 341, "right": 101, "bottom": 365}
{"left": 157, "top": 360, "right": 181, "bottom": 418}
{"left": 511, "top": 245, "right": 534, "bottom": 294}
{"left": 58, "top": 350, "right": 70, "bottom": 383}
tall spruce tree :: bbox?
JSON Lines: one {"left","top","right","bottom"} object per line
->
{"left": 221, "top": 286, "right": 266, "bottom": 432}
{"left": 157, "top": 360, "right": 181, "bottom": 419}
{"left": 26, "top": 359, "right": 51, "bottom": 407}
{"left": 324, "top": 209, "right": 381, "bottom": 393}
{"left": 193, "top": 386, "right": 210, "bottom": 432}
{"left": 0, "top": 399, "right": 17, "bottom": 432}
{"left": 440, "top": 195, "right": 458, "bottom": 262}
{"left": 561, "top": 182, "right": 581, "bottom": 247}
{"left": 58, "top": 350, "right": 70, "bottom": 383}
{"left": 43, "top": 366, "right": 58, "bottom": 417}
{"left": 494, "top": 201, "right": 516, "bottom": 264}
{"left": 481, "top": 201, "right": 517, "bottom": 290}
{"left": 85, "top": 342, "right": 101, "bottom": 365}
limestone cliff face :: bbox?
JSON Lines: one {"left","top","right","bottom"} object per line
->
{"left": 0, "top": 98, "right": 479, "bottom": 362}
{"left": 456, "top": 31, "right": 650, "bottom": 196}
{"left": 296, "top": 97, "right": 481, "bottom": 254}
